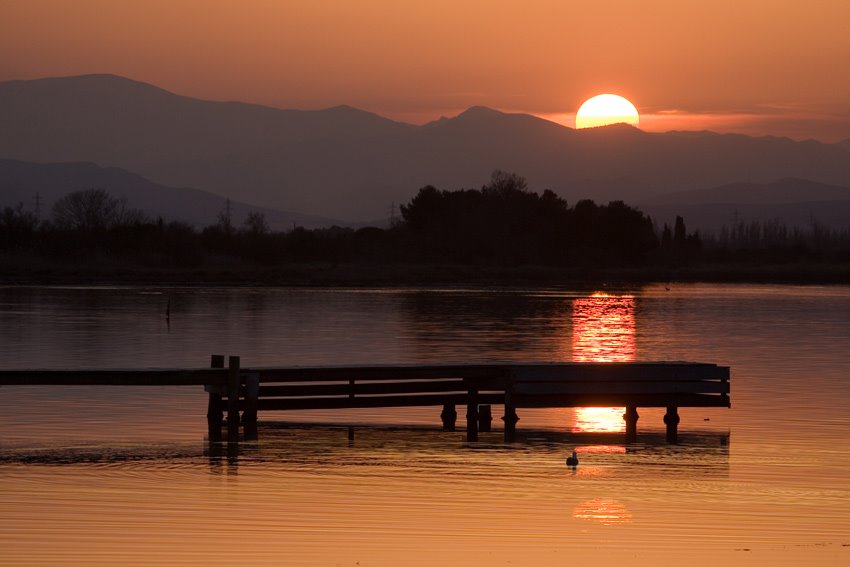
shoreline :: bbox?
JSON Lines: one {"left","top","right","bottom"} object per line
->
{"left": 3, "top": 260, "right": 850, "bottom": 288}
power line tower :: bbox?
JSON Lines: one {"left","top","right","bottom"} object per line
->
{"left": 388, "top": 202, "right": 398, "bottom": 228}
{"left": 217, "top": 198, "right": 233, "bottom": 234}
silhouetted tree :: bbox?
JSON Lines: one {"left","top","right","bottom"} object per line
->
{"left": 0, "top": 202, "right": 39, "bottom": 251}
{"left": 215, "top": 198, "right": 234, "bottom": 236}
{"left": 51, "top": 188, "right": 146, "bottom": 231}
{"left": 400, "top": 171, "right": 656, "bottom": 266}
{"left": 658, "top": 214, "right": 702, "bottom": 264}
{"left": 482, "top": 169, "right": 528, "bottom": 197}
{"left": 661, "top": 223, "right": 672, "bottom": 248}
{"left": 674, "top": 215, "right": 687, "bottom": 244}
{"left": 243, "top": 211, "right": 269, "bottom": 236}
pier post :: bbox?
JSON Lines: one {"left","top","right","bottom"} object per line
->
{"left": 440, "top": 403, "right": 457, "bottom": 431}
{"left": 502, "top": 389, "right": 519, "bottom": 442}
{"left": 242, "top": 372, "right": 260, "bottom": 440}
{"left": 466, "top": 387, "right": 479, "bottom": 442}
{"left": 478, "top": 404, "right": 492, "bottom": 433}
{"left": 207, "top": 355, "right": 225, "bottom": 441}
{"left": 664, "top": 406, "right": 680, "bottom": 443}
{"left": 227, "top": 356, "right": 241, "bottom": 443}
{"left": 624, "top": 406, "right": 639, "bottom": 443}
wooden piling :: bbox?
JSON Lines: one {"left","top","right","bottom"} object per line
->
{"left": 664, "top": 406, "right": 680, "bottom": 443}
{"left": 502, "top": 389, "right": 519, "bottom": 442}
{"left": 466, "top": 387, "right": 479, "bottom": 442}
{"left": 207, "top": 355, "right": 224, "bottom": 441}
{"left": 227, "top": 356, "right": 240, "bottom": 442}
{"left": 624, "top": 406, "right": 639, "bottom": 443}
{"left": 242, "top": 372, "right": 260, "bottom": 440}
{"left": 440, "top": 403, "right": 457, "bottom": 431}
{"left": 478, "top": 404, "right": 492, "bottom": 432}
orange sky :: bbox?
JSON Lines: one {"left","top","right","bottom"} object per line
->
{"left": 2, "top": 0, "right": 850, "bottom": 141}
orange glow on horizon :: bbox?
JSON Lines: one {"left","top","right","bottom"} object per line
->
{"left": 1, "top": 1, "right": 849, "bottom": 142}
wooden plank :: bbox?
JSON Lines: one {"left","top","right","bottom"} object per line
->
{"left": 512, "top": 381, "right": 730, "bottom": 395}
{"left": 0, "top": 369, "right": 227, "bottom": 386}
{"left": 255, "top": 393, "right": 504, "bottom": 411}
{"left": 257, "top": 380, "right": 470, "bottom": 397}
{"left": 512, "top": 392, "right": 729, "bottom": 408}
{"left": 510, "top": 364, "right": 729, "bottom": 382}
{"left": 0, "top": 362, "right": 729, "bottom": 387}
{"left": 250, "top": 363, "right": 728, "bottom": 385}
{"left": 253, "top": 365, "right": 501, "bottom": 383}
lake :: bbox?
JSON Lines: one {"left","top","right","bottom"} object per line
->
{"left": 1, "top": 284, "right": 849, "bottom": 566}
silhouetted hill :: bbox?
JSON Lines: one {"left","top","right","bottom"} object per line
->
{"left": 0, "top": 158, "right": 345, "bottom": 230}
{"left": 2, "top": 74, "right": 850, "bottom": 220}
{"left": 644, "top": 177, "right": 850, "bottom": 205}
{"left": 641, "top": 178, "right": 850, "bottom": 232}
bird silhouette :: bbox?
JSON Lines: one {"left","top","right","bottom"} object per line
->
{"left": 566, "top": 450, "right": 579, "bottom": 467}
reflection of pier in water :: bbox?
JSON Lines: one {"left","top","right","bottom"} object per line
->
{"left": 0, "top": 422, "right": 729, "bottom": 478}
{"left": 203, "top": 423, "right": 730, "bottom": 476}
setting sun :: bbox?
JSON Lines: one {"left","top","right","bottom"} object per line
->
{"left": 575, "top": 94, "right": 640, "bottom": 129}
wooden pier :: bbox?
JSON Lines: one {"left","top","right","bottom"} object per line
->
{"left": 0, "top": 357, "right": 730, "bottom": 443}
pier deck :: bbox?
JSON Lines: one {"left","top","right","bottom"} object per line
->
{"left": 0, "top": 358, "right": 730, "bottom": 443}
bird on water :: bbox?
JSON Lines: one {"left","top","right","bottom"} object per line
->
{"left": 566, "top": 450, "right": 579, "bottom": 467}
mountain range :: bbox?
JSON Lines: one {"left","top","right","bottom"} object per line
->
{"left": 0, "top": 159, "right": 345, "bottom": 230}
{"left": 640, "top": 178, "right": 850, "bottom": 232}
{"left": 2, "top": 74, "right": 850, "bottom": 227}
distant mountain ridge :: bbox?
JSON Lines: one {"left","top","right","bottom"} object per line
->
{"left": 2, "top": 74, "right": 850, "bottom": 220}
{"left": 643, "top": 177, "right": 850, "bottom": 205}
{"left": 641, "top": 178, "right": 850, "bottom": 232}
{"left": 0, "top": 158, "right": 346, "bottom": 230}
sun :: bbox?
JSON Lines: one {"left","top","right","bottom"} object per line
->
{"left": 575, "top": 94, "right": 639, "bottom": 129}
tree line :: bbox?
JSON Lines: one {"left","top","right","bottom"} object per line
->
{"left": 2, "top": 173, "right": 848, "bottom": 272}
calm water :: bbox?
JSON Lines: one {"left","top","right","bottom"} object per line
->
{"left": 1, "top": 284, "right": 849, "bottom": 566}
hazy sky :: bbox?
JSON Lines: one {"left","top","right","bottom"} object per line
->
{"left": 2, "top": 0, "right": 850, "bottom": 141}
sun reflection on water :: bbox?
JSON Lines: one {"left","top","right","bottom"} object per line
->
{"left": 572, "top": 292, "right": 636, "bottom": 363}
{"left": 568, "top": 293, "right": 635, "bottom": 525}
{"left": 573, "top": 498, "right": 633, "bottom": 525}
{"left": 571, "top": 292, "right": 636, "bottom": 433}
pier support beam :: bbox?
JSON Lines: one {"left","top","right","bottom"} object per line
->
{"left": 664, "top": 406, "right": 680, "bottom": 443}
{"left": 227, "top": 356, "right": 241, "bottom": 443}
{"left": 441, "top": 403, "right": 457, "bottom": 431}
{"left": 624, "top": 406, "right": 639, "bottom": 443}
{"left": 242, "top": 372, "right": 260, "bottom": 441}
{"left": 502, "top": 390, "right": 519, "bottom": 442}
{"left": 466, "top": 388, "right": 479, "bottom": 441}
{"left": 207, "top": 354, "right": 225, "bottom": 441}
{"left": 478, "top": 404, "right": 492, "bottom": 433}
